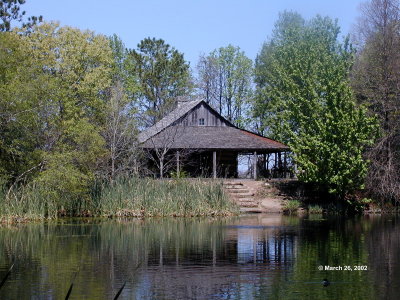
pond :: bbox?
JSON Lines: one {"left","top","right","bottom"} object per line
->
{"left": 0, "top": 214, "right": 399, "bottom": 299}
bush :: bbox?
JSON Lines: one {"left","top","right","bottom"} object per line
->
{"left": 283, "top": 200, "right": 301, "bottom": 215}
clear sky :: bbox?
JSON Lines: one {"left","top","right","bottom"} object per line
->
{"left": 24, "top": 0, "right": 363, "bottom": 68}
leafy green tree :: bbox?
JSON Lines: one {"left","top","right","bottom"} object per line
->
{"left": 29, "top": 23, "right": 113, "bottom": 204}
{"left": 254, "top": 12, "right": 378, "bottom": 197}
{"left": 0, "top": 22, "right": 113, "bottom": 207}
{"left": 0, "top": 0, "right": 42, "bottom": 31}
{"left": 109, "top": 34, "right": 137, "bottom": 95}
{"left": 0, "top": 28, "right": 49, "bottom": 185}
{"left": 128, "top": 37, "right": 192, "bottom": 126}
{"left": 197, "top": 45, "right": 253, "bottom": 128}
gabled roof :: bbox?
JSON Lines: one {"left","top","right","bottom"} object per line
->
{"left": 141, "top": 126, "right": 289, "bottom": 151}
{"left": 137, "top": 99, "right": 203, "bottom": 143}
{"left": 138, "top": 99, "right": 289, "bottom": 152}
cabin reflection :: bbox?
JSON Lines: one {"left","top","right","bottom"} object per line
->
{"left": 144, "top": 215, "right": 297, "bottom": 267}
{"left": 137, "top": 216, "right": 298, "bottom": 299}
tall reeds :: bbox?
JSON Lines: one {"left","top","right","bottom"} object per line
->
{"left": 0, "top": 178, "right": 238, "bottom": 222}
{"left": 94, "top": 178, "right": 238, "bottom": 217}
{"left": 0, "top": 183, "right": 58, "bottom": 222}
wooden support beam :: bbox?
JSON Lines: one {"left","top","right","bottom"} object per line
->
{"left": 176, "top": 150, "right": 180, "bottom": 175}
{"left": 283, "top": 151, "right": 287, "bottom": 178}
{"left": 213, "top": 151, "right": 217, "bottom": 179}
{"left": 263, "top": 154, "right": 267, "bottom": 173}
{"left": 253, "top": 151, "right": 257, "bottom": 179}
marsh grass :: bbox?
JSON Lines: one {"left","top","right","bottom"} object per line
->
{"left": 0, "top": 178, "right": 238, "bottom": 222}
{"left": 282, "top": 199, "right": 301, "bottom": 215}
{"left": 94, "top": 178, "right": 238, "bottom": 217}
{"left": 307, "top": 204, "right": 323, "bottom": 214}
{"left": 0, "top": 183, "right": 59, "bottom": 222}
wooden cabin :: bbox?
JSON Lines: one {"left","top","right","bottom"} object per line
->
{"left": 138, "top": 99, "right": 290, "bottom": 179}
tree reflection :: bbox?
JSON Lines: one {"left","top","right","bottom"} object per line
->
{"left": 0, "top": 215, "right": 399, "bottom": 299}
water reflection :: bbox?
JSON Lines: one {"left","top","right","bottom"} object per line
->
{"left": 0, "top": 215, "right": 399, "bottom": 299}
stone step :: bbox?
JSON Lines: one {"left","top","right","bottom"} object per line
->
{"left": 231, "top": 193, "right": 254, "bottom": 199}
{"left": 223, "top": 182, "right": 243, "bottom": 186}
{"left": 239, "top": 207, "right": 263, "bottom": 213}
{"left": 225, "top": 188, "right": 249, "bottom": 193}
{"left": 240, "top": 202, "right": 259, "bottom": 208}
{"left": 238, "top": 199, "right": 257, "bottom": 203}
{"left": 223, "top": 185, "right": 243, "bottom": 189}
{"left": 224, "top": 181, "right": 265, "bottom": 213}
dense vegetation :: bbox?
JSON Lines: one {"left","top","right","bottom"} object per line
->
{"left": 0, "top": 0, "right": 399, "bottom": 220}
{"left": 253, "top": 12, "right": 378, "bottom": 199}
{"left": 0, "top": 178, "right": 236, "bottom": 222}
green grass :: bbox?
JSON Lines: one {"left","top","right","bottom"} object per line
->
{"left": 0, "top": 183, "right": 59, "bottom": 222}
{"left": 282, "top": 199, "right": 301, "bottom": 215}
{"left": 93, "top": 178, "right": 239, "bottom": 217}
{"left": 307, "top": 204, "right": 323, "bottom": 214}
{"left": 0, "top": 178, "right": 239, "bottom": 222}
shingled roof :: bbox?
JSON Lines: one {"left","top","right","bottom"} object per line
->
{"left": 138, "top": 99, "right": 289, "bottom": 152}
{"left": 141, "top": 126, "right": 288, "bottom": 151}
{"left": 137, "top": 99, "right": 203, "bottom": 144}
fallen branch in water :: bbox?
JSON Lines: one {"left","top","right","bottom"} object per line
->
{"left": 0, "top": 263, "right": 14, "bottom": 290}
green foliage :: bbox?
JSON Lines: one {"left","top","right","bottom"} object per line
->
{"left": 170, "top": 170, "right": 188, "bottom": 179}
{"left": 254, "top": 12, "right": 379, "bottom": 197}
{"left": 129, "top": 37, "right": 192, "bottom": 126}
{"left": 108, "top": 34, "right": 139, "bottom": 96}
{"left": 0, "top": 22, "right": 113, "bottom": 202}
{"left": 307, "top": 204, "right": 323, "bottom": 214}
{"left": 0, "top": 30, "right": 48, "bottom": 182}
{"left": 283, "top": 199, "right": 301, "bottom": 215}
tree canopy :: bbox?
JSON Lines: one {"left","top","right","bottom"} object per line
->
{"left": 197, "top": 45, "right": 253, "bottom": 128}
{"left": 0, "top": 22, "right": 113, "bottom": 203}
{"left": 0, "top": 0, "right": 42, "bottom": 31}
{"left": 129, "top": 37, "right": 192, "bottom": 127}
{"left": 253, "top": 12, "right": 378, "bottom": 197}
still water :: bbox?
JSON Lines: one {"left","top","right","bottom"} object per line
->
{"left": 0, "top": 214, "right": 399, "bottom": 299}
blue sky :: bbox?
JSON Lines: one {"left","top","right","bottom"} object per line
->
{"left": 24, "top": 0, "right": 363, "bottom": 68}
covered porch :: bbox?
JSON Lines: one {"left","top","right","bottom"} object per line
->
{"left": 174, "top": 148, "right": 292, "bottom": 179}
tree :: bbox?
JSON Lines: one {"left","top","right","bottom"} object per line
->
{"left": 0, "top": 0, "right": 42, "bottom": 31}
{"left": 351, "top": 0, "right": 400, "bottom": 204}
{"left": 196, "top": 45, "right": 253, "bottom": 128}
{"left": 253, "top": 12, "right": 378, "bottom": 198}
{"left": 101, "top": 81, "right": 141, "bottom": 180}
{"left": 98, "top": 35, "right": 141, "bottom": 180}
{"left": 197, "top": 54, "right": 218, "bottom": 104}
{"left": 128, "top": 37, "right": 192, "bottom": 126}
{"left": 144, "top": 125, "right": 189, "bottom": 179}
{"left": 0, "top": 22, "right": 114, "bottom": 207}
{"left": 0, "top": 30, "right": 45, "bottom": 185}
{"left": 108, "top": 34, "right": 138, "bottom": 96}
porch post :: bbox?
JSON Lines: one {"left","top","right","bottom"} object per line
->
{"left": 253, "top": 151, "right": 257, "bottom": 179}
{"left": 176, "top": 150, "right": 180, "bottom": 175}
{"left": 263, "top": 154, "right": 267, "bottom": 174}
{"left": 213, "top": 151, "right": 217, "bottom": 179}
{"left": 283, "top": 151, "right": 287, "bottom": 178}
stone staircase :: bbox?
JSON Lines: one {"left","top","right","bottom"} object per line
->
{"left": 223, "top": 181, "right": 263, "bottom": 213}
